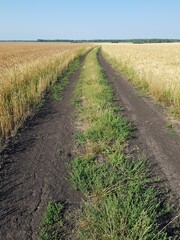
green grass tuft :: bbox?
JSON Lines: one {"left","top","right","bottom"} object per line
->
{"left": 38, "top": 201, "right": 64, "bottom": 240}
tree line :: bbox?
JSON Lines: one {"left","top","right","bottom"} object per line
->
{"left": 37, "top": 39, "right": 180, "bottom": 43}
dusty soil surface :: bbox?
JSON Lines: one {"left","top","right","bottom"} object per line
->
{"left": 0, "top": 58, "right": 85, "bottom": 239}
{"left": 98, "top": 50, "right": 180, "bottom": 200}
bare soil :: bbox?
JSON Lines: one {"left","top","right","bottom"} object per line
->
{"left": 0, "top": 58, "right": 85, "bottom": 239}
{"left": 98, "top": 50, "right": 180, "bottom": 201}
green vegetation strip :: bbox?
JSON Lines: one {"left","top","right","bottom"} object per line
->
{"left": 68, "top": 48, "right": 177, "bottom": 239}
{"left": 50, "top": 57, "right": 81, "bottom": 101}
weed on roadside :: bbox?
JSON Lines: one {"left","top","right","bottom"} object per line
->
{"left": 38, "top": 201, "right": 64, "bottom": 240}
{"left": 165, "top": 124, "right": 177, "bottom": 136}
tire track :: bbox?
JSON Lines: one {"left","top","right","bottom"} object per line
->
{"left": 0, "top": 55, "right": 87, "bottom": 240}
{"left": 98, "top": 49, "right": 180, "bottom": 201}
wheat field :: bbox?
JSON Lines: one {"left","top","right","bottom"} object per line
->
{"left": 101, "top": 43, "right": 180, "bottom": 117}
{"left": 0, "top": 42, "right": 88, "bottom": 150}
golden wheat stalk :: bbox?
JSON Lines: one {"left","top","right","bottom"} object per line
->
{"left": 101, "top": 43, "right": 180, "bottom": 117}
{"left": 0, "top": 43, "right": 88, "bottom": 151}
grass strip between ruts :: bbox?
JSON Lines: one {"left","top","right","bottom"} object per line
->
{"left": 68, "top": 48, "right": 178, "bottom": 239}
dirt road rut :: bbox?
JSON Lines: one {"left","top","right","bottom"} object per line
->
{"left": 0, "top": 58, "right": 84, "bottom": 239}
{"left": 98, "top": 50, "right": 180, "bottom": 200}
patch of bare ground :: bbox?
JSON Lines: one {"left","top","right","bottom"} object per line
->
{"left": 0, "top": 56, "right": 86, "bottom": 239}
{"left": 98, "top": 50, "right": 180, "bottom": 202}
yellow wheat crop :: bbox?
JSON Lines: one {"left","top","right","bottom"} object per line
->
{"left": 101, "top": 43, "right": 180, "bottom": 117}
{"left": 0, "top": 42, "right": 89, "bottom": 150}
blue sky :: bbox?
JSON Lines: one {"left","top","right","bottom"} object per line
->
{"left": 0, "top": 0, "right": 180, "bottom": 40}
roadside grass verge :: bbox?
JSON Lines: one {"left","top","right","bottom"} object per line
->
{"left": 51, "top": 56, "right": 81, "bottom": 101}
{"left": 68, "top": 48, "right": 179, "bottom": 239}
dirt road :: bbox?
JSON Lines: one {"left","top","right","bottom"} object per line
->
{"left": 0, "top": 49, "right": 180, "bottom": 239}
{"left": 0, "top": 58, "right": 84, "bottom": 239}
{"left": 98, "top": 50, "right": 180, "bottom": 200}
